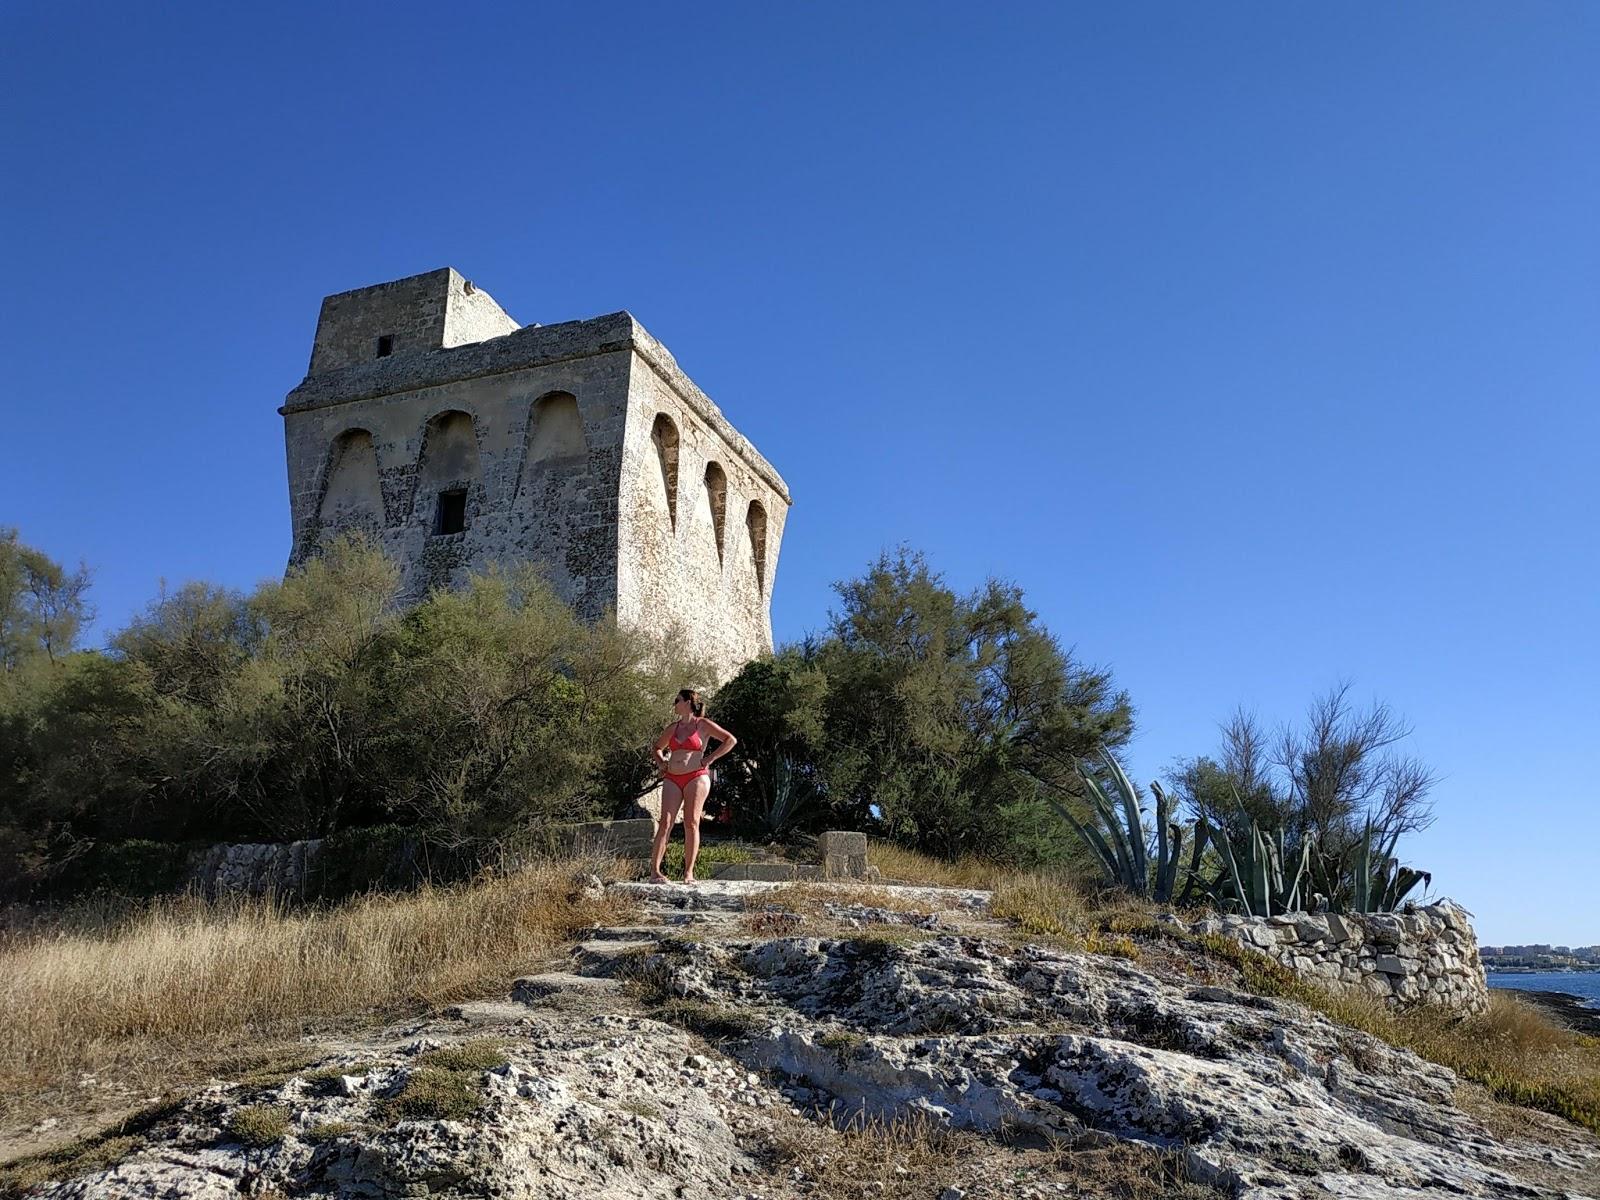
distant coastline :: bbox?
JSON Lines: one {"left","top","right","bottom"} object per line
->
{"left": 1486, "top": 965, "right": 1600, "bottom": 975}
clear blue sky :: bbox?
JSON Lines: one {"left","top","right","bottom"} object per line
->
{"left": 3, "top": 3, "right": 1595, "bottom": 945}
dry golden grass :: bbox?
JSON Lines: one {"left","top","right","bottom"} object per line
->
{"left": 989, "top": 871, "right": 1154, "bottom": 959}
{"left": 767, "top": 1109, "right": 1220, "bottom": 1199}
{"left": 865, "top": 840, "right": 1001, "bottom": 889}
{"left": 0, "top": 858, "right": 631, "bottom": 1125}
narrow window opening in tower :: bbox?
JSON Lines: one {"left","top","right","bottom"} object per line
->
{"left": 376, "top": 335, "right": 394, "bottom": 358}
{"left": 435, "top": 488, "right": 467, "bottom": 535}
{"left": 705, "top": 462, "right": 727, "bottom": 565}
{"left": 650, "top": 414, "right": 680, "bottom": 529}
{"left": 746, "top": 500, "right": 768, "bottom": 594}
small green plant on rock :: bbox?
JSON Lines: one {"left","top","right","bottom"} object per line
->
{"left": 818, "top": 1028, "right": 864, "bottom": 1063}
{"left": 416, "top": 1039, "right": 508, "bottom": 1072}
{"left": 380, "top": 1067, "right": 483, "bottom": 1123}
{"left": 301, "top": 1120, "right": 355, "bottom": 1144}
{"left": 227, "top": 1104, "right": 291, "bottom": 1147}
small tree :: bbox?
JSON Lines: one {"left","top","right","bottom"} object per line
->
{"left": 713, "top": 548, "right": 1133, "bottom": 867}
{"left": 708, "top": 650, "right": 828, "bottom": 839}
{"left": 0, "top": 527, "right": 93, "bottom": 672}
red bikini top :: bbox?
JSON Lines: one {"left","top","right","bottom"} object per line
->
{"left": 668, "top": 720, "right": 704, "bottom": 752}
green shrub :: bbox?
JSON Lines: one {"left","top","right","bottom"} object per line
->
{"left": 48, "top": 840, "right": 194, "bottom": 901}
{"left": 381, "top": 1067, "right": 482, "bottom": 1122}
{"left": 227, "top": 1104, "right": 291, "bottom": 1147}
{"left": 302, "top": 1121, "right": 355, "bottom": 1144}
{"left": 713, "top": 549, "right": 1132, "bottom": 869}
{"left": 416, "top": 1040, "right": 508, "bottom": 1072}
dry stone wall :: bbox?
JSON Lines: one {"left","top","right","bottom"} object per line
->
{"left": 186, "top": 839, "right": 325, "bottom": 899}
{"left": 1187, "top": 899, "right": 1490, "bottom": 1014}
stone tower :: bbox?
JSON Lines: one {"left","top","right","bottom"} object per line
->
{"left": 280, "top": 268, "right": 790, "bottom": 681}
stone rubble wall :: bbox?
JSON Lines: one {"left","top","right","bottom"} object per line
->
{"left": 186, "top": 839, "right": 326, "bottom": 899}
{"left": 1188, "top": 899, "right": 1490, "bottom": 1014}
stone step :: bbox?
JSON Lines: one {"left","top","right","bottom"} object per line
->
{"left": 579, "top": 924, "right": 676, "bottom": 941}
{"left": 571, "top": 937, "right": 659, "bottom": 976}
{"left": 511, "top": 972, "right": 627, "bottom": 1004}
{"left": 439, "top": 1000, "right": 532, "bottom": 1025}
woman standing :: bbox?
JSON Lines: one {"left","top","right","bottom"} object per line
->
{"left": 648, "top": 688, "right": 737, "bottom": 884}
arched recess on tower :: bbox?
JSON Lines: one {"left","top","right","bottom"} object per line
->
{"left": 746, "top": 499, "right": 768, "bottom": 595}
{"left": 413, "top": 409, "right": 483, "bottom": 534}
{"left": 703, "top": 462, "right": 728, "bottom": 566}
{"left": 517, "top": 391, "right": 587, "bottom": 505}
{"left": 315, "top": 428, "right": 385, "bottom": 540}
{"left": 650, "top": 413, "right": 680, "bottom": 530}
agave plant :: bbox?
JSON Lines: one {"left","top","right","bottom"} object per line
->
{"left": 1050, "top": 753, "right": 1207, "bottom": 903}
{"left": 1206, "top": 811, "right": 1314, "bottom": 917}
{"left": 1348, "top": 818, "right": 1431, "bottom": 912}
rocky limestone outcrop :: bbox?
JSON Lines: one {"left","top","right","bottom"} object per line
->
{"left": 612, "top": 887, "right": 1592, "bottom": 1199}
{"left": 33, "top": 1017, "right": 765, "bottom": 1200}
{"left": 1187, "top": 900, "right": 1490, "bottom": 1014}
{"left": 19, "top": 880, "right": 1596, "bottom": 1200}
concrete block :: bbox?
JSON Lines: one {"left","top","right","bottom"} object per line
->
{"left": 819, "top": 830, "right": 869, "bottom": 879}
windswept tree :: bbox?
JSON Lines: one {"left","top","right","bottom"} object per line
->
{"left": 715, "top": 548, "right": 1134, "bottom": 865}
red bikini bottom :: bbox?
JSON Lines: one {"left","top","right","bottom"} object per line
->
{"left": 663, "top": 768, "right": 709, "bottom": 791}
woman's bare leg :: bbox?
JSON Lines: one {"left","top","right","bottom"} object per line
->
{"left": 650, "top": 781, "right": 684, "bottom": 883}
{"left": 680, "top": 775, "right": 712, "bottom": 883}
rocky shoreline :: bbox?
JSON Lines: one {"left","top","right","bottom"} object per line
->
{"left": 1494, "top": 986, "right": 1600, "bottom": 1038}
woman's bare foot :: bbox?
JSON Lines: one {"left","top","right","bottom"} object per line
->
{"left": 682, "top": 874, "right": 697, "bottom": 885}
{"left": 648, "top": 871, "right": 668, "bottom": 884}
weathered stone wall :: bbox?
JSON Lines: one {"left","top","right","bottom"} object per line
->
{"left": 615, "top": 338, "right": 788, "bottom": 679}
{"left": 282, "top": 271, "right": 789, "bottom": 679}
{"left": 440, "top": 271, "right": 521, "bottom": 348}
{"left": 1188, "top": 900, "right": 1490, "bottom": 1014}
{"left": 187, "top": 839, "right": 326, "bottom": 899}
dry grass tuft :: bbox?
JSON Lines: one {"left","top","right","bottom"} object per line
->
{"left": 0, "top": 857, "right": 632, "bottom": 1125}
{"left": 767, "top": 1109, "right": 1219, "bottom": 1199}
{"left": 301, "top": 1120, "right": 355, "bottom": 1144}
{"left": 226, "top": 1104, "right": 291, "bottom": 1147}
{"left": 0, "top": 1094, "right": 185, "bottom": 1195}
{"left": 990, "top": 872, "right": 1152, "bottom": 961}
{"left": 415, "top": 1039, "right": 509, "bottom": 1073}
{"left": 1365, "top": 993, "right": 1600, "bottom": 1136}
{"left": 865, "top": 840, "right": 1000, "bottom": 889}
{"left": 379, "top": 1066, "right": 483, "bottom": 1123}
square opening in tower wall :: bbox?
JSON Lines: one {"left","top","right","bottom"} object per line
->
{"left": 376, "top": 335, "right": 394, "bottom": 358}
{"left": 435, "top": 489, "right": 467, "bottom": 535}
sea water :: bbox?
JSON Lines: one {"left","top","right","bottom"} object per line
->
{"left": 1488, "top": 970, "right": 1600, "bottom": 1007}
